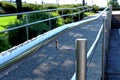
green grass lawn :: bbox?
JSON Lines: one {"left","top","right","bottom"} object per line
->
{"left": 0, "top": 16, "right": 17, "bottom": 30}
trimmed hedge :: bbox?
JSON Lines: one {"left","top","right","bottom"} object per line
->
{"left": 0, "top": 35, "right": 10, "bottom": 52}
{"left": 8, "top": 12, "right": 63, "bottom": 46}
{"left": 0, "top": 1, "right": 16, "bottom": 13}
{"left": 92, "top": 5, "right": 99, "bottom": 13}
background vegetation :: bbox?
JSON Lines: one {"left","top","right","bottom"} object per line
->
{"left": 108, "top": 0, "right": 120, "bottom": 10}
{"left": 0, "top": 1, "right": 98, "bottom": 52}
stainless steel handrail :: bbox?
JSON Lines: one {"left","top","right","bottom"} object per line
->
{"left": 71, "top": 5, "right": 112, "bottom": 80}
{"left": 0, "top": 6, "right": 89, "bottom": 17}
{"left": 0, "top": 5, "right": 91, "bottom": 41}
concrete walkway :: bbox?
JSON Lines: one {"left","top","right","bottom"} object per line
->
{"left": 0, "top": 14, "right": 104, "bottom": 80}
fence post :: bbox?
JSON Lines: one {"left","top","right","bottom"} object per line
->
{"left": 26, "top": 14, "right": 29, "bottom": 40}
{"left": 49, "top": 10, "right": 51, "bottom": 30}
{"left": 62, "top": 9, "right": 64, "bottom": 24}
{"left": 78, "top": 8, "right": 80, "bottom": 21}
{"left": 72, "top": 8, "right": 74, "bottom": 23}
{"left": 102, "top": 18, "right": 107, "bottom": 80}
{"left": 82, "top": 7, "right": 84, "bottom": 19}
{"left": 76, "top": 39, "right": 87, "bottom": 80}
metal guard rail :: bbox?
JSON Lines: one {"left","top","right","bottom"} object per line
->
{"left": 71, "top": 5, "right": 112, "bottom": 80}
{"left": 0, "top": 6, "right": 91, "bottom": 33}
{"left": 0, "top": 8, "right": 89, "bottom": 33}
{"left": 71, "top": 24, "right": 103, "bottom": 80}
{"left": 0, "top": 6, "right": 89, "bottom": 17}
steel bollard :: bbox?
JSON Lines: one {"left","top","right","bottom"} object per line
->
{"left": 76, "top": 39, "right": 87, "bottom": 80}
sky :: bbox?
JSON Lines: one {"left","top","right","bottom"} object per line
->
{"left": 24, "top": 0, "right": 108, "bottom": 7}
{"left": 1, "top": 0, "right": 120, "bottom": 7}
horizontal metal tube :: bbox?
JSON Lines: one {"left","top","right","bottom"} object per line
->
{"left": 0, "top": 6, "right": 88, "bottom": 17}
{"left": 0, "top": 8, "right": 90, "bottom": 33}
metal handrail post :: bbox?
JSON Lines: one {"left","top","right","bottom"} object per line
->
{"left": 109, "top": 6, "right": 112, "bottom": 38}
{"left": 82, "top": 7, "right": 85, "bottom": 19}
{"left": 108, "top": 10, "right": 111, "bottom": 45}
{"left": 102, "top": 18, "right": 107, "bottom": 80}
{"left": 62, "top": 9, "right": 64, "bottom": 24}
{"left": 76, "top": 39, "right": 87, "bottom": 80}
{"left": 78, "top": 8, "right": 80, "bottom": 21}
{"left": 49, "top": 10, "right": 51, "bottom": 30}
{"left": 106, "top": 13, "right": 109, "bottom": 54}
{"left": 25, "top": 14, "right": 29, "bottom": 40}
{"left": 72, "top": 8, "right": 74, "bottom": 23}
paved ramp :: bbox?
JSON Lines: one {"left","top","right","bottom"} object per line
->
{"left": 0, "top": 15, "right": 104, "bottom": 80}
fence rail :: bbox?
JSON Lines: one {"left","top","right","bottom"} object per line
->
{"left": 71, "top": 5, "right": 112, "bottom": 80}
{"left": 0, "top": 6, "right": 91, "bottom": 33}
{"left": 0, "top": 6, "right": 91, "bottom": 42}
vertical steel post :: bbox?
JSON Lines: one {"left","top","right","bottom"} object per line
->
{"left": 82, "top": 7, "right": 84, "bottom": 19}
{"left": 110, "top": 6, "right": 112, "bottom": 37}
{"left": 62, "top": 9, "right": 64, "bottom": 24}
{"left": 78, "top": 8, "right": 80, "bottom": 21}
{"left": 72, "top": 8, "right": 74, "bottom": 23}
{"left": 49, "top": 10, "right": 51, "bottom": 30}
{"left": 55, "top": 40, "right": 59, "bottom": 49}
{"left": 106, "top": 14, "right": 109, "bottom": 54}
{"left": 102, "top": 18, "right": 107, "bottom": 80}
{"left": 76, "top": 39, "right": 87, "bottom": 80}
{"left": 26, "top": 14, "right": 29, "bottom": 40}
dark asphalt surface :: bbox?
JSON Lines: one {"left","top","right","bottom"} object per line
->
{"left": 106, "top": 29, "right": 120, "bottom": 80}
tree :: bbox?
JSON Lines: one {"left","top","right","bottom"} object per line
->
{"left": 81, "top": 0, "right": 85, "bottom": 20}
{"left": 83, "top": 0, "right": 85, "bottom": 6}
{"left": 16, "top": 0, "right": 22, "bottom": 19}
{"left": 108, "top": 0, "right": 119, "bottom": 8}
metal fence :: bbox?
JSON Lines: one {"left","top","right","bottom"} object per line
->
{"left": 0, "top": 6, "right": 91, "bottom": 40}
{"left": 71, "top": 5, "right": 112, "bottom": 80}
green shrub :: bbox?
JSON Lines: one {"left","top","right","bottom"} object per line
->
{"left": 0, "top": 35, "right": 10, "bottom": 52}
{"left": 22, "top": 3, "right": 41, "bottom": 12}
{"left": 28, "top": 12, "right": 62, "bottom": 29}
{"left": 8, "top": 18, "right": 49, "bottom": 46}
{"left": 92, "top": 5, "right": 99, "bottom": 13}
{"left": 50, "top": 12, "right": 62, "bottom": 28}
{"left": 45, "top": 4, "right": 58, "bottom": 9}
{"left": 0, "top": 1, "right": 16, "bottom": 13}
{"left": 7, "top": 3, "right": 86, "bottom": 46}
{"left": 64, "top": 17, "right": 73, "bottom": 24}
{"left": 8, "top": 11, "right": 63, "bottom": 46}
{"left": 8, "top": 19, "right": 27, "bottom": 46}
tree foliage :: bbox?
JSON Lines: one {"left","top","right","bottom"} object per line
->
{"left": 108, "top": 0, "right": 119, "bottom": 8}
